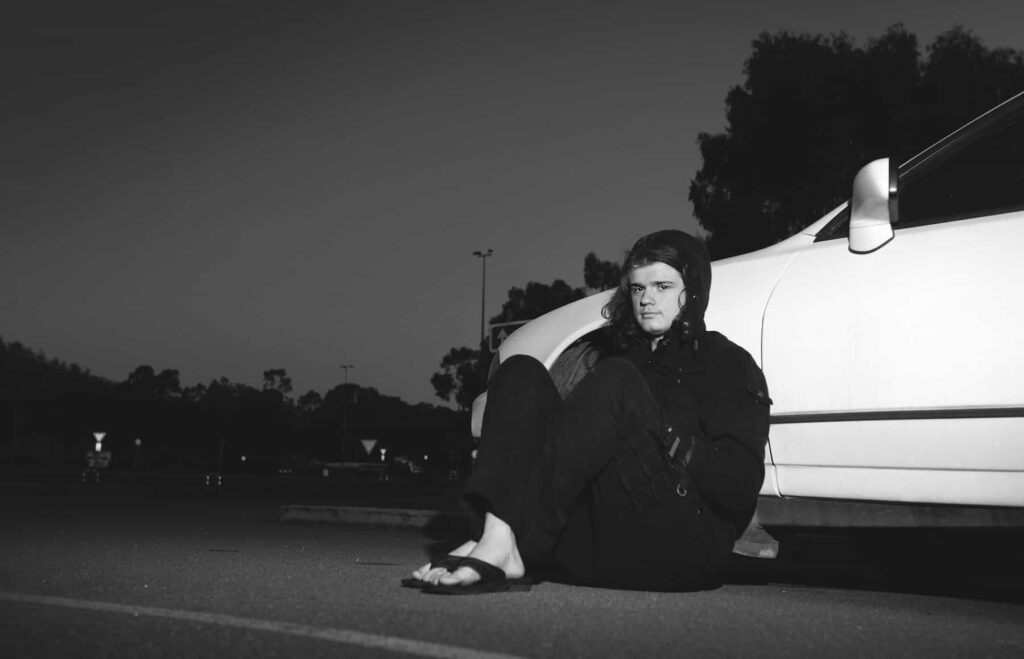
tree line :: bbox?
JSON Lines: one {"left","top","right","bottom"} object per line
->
{"left": 0, "top": 338, "right": 465, "bottom": 471}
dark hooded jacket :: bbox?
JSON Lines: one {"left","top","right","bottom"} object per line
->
{"left": 620, "top": 231, "right": 771, "bottom": 568}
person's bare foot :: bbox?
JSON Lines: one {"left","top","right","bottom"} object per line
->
{"left": 437, "top": 513, "right": 524, "bottom": 587}
{"left": 411, "top": 540, "right": 477, "bottom": 585}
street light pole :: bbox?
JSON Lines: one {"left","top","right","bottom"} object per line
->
{"left": 339, "top": 364, "right": 354, "bottom": 460}
{"left": 472, "top": 249, "right": 493, "bottom": 345}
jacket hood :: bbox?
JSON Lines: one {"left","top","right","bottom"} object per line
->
{"left": 672, "top": 231, "right": 711, "bottom": 343}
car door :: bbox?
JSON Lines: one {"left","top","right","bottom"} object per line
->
{"left": 761, "top": 102, "right": 1024, "bottom": 508}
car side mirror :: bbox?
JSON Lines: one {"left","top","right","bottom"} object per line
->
{"left": 848, "top": 158, "right": 898, "bottom": 254}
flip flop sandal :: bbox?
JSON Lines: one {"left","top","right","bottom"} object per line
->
{"left": 421, "top": 556, "right": 533, "bottom": 595}
{"left": 400, "top": 553, "right": 464, "bottom": 588}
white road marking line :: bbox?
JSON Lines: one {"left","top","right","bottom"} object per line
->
{"left": 0, "top": 591, "right": 526, "bottom": 659}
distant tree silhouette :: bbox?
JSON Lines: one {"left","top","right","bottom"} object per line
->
{"left": 125, "top": 365, "right": 181, "bottom": 399}
{"left": 2, "top": 335, "right": 466, "bottom": 469}
{"left": 431, "top": 346, "right": 487, "bottom": 412}
{"left": 182, "top": 382, "right": 208, "bottom": 403}
{"left": 584, "top": 252, "right": 623, "bottom": 292}
{"left": 296, "top": 390, "right": 323, "bottom": 415}
{"left": 489, "top": 279, "right": 586, "bottom": 325}
{"left": 691, "top": 24, "right": 1024, "bottom": 259}
{"left": 261, "top": 368, "right": 293, "bottom": 400}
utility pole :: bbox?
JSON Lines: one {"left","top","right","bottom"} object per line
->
{"left": 472, "top": 249, "right": 493, "bottom": 344}
{"left": 339, "top": 364, "right": 354, "bottom": 460}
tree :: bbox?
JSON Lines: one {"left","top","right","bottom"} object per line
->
{"left": 584, "top": 252, "right": 622, "bottom": 292}
{"left": 182, "top": 382, "right": 207, "bottom": 403}
{"left": 430, "top": 347, "right": 487, "bottom": 412}
{"left": 489, "top": 279, "right": 586, "bottom": 325}
{"left": 296, "top": 390, "right": 323, "bottom": 415}
{"left": 125, "top": 365, "right": 181, "bottom": 399}
{"left": 126, "top": 365, "right": 157, "bottom": 391}
{"left": 691, "top": 24, "right": 1024, "bottom": 259}
{"left": 261, "top": 368, "right": 293, "bottom": 397}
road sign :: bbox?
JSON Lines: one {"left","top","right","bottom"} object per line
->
{"left": 360, "top": 439, "right": 378, "bottom": 455}
{"left": 87, "top": 451, "right": 112, "bottom": 469}
{"left": 489, "top": 320, "right": 530, "bottom": 351}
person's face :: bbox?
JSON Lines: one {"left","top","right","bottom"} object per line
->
{"left": 629, "top": 261, "right": 686, "bottom": 338}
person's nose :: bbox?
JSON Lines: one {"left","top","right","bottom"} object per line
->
{"left": 640, "top": 290, "right": 653, "bottom": 306}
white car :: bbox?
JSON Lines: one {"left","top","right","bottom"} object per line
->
{"left": 472, "top": 91, "right": 1024, "bottom": 541}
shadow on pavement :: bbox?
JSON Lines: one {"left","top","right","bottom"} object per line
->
{"left": 721, "top": 529, "right": 1024, "bottom": 604}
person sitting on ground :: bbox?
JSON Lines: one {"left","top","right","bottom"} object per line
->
{"left": 406, "top": 229, "right": 771, "bottom": 594}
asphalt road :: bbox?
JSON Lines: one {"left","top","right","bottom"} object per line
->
{"left": 1, "top": 486, "right": 1023, "bottom": 658}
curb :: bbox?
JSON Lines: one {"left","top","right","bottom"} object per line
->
{"left": 277, "top": 505, "right": 467, "bottom": 531}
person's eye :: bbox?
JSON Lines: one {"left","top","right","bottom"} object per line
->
{"left": 630, "top": 286, "right": 642, "bottom": 294}
{"left": 658, "top": 284, "right": 671, "bottom": 291}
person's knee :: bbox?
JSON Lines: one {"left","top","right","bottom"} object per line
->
{"left": 491, "top": 354, "right": 548, "bottom": 390}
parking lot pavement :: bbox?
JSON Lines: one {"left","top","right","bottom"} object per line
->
{"left": 2, "top": 489, "right": 1023, "bottom": 658}
{"left": 6, "top": 467, "right": 1024, "bottom": 599}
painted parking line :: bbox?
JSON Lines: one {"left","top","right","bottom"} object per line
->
{"left": 0, "top": 591, "right": 525, "bottom": 659}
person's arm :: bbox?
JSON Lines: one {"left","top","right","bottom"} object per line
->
{"left": 684, "top": 348, "right": 771, "bottom": 517}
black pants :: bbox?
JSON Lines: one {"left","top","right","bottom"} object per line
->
{"left": 464, "top": 355, "right": 713, "bottom": 591}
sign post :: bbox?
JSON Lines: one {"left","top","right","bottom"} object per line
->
{"left": 83, "top": 431, "right": 109, "bottom": 483}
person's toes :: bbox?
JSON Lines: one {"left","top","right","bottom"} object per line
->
{"left": 414, "top": 541, "right": 477, "bottom": 581}
{"left": 438, "top": 566, "right": 481, "bottom": 586}
{"left": 412, "top": 561, "right": 435, "bottom": 580}
{"left": 428, "top": 572, "right": 449, "bottom": 585}
{"left": 424, "top": 567, "right": 452, "bottom": 584}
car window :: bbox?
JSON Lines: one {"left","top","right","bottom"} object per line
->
{"left": 899, "top": 113, "right": 1024, "bottom": 227}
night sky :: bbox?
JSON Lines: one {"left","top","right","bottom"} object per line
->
{"left": 3, "top": 1, "right": 1021, "bottom": 405}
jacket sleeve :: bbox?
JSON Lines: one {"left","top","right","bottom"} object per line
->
{"left": 686, "top": 346, "right": 771, "bottom": 518}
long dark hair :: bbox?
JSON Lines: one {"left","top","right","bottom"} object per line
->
{"left": 602, "top": 230, "right": 711, "bottom": 349}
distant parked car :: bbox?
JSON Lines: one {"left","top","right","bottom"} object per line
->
{"left": 472, "top": 91, "right": 1024, "bottom": 537}
{"left": 393, "top": 455, "right": 425, "bottom": 475}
